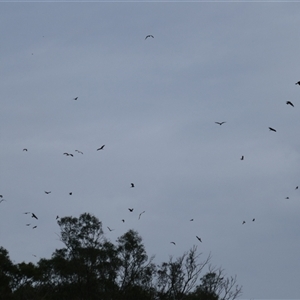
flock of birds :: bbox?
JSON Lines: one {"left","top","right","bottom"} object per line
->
{"left": 1, "top": 35, "right": 299, "bottom": 258}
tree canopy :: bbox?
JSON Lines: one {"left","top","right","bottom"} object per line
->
{"left": 0, "top": 213, "right": 242, "bottom": 300}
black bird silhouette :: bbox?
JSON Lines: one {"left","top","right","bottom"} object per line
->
{"left": 269, "top": 127, "right": 277, "bottom": 132}
{"left": 240, "top": 156, "right": 244, "bottom": 160}
{"left": 73, "top": 97, "right": 78, "bottom": 100}
{"left": 252, "top": 218, "right": 255, "bottom": 222}
{"left": 285, "top": 197, "right": 289, "bottom": 199}
{"left": 56, "top": 216, "right": 59, "bottom": 220}
{"left": 26, "top": 223, "right": 31, "bottom": 226}
{"left": 145, "top": 35, "right": 154, "bottom": 39}
{"left": 190, "top": 219, "right": 194, "bottom": 221}
{"left": 242, "top": 221, "right": 246, "bottom": 224}
{"left": 138, "top": 211, "right": 145, "bottom": 220}
{"left": 63, "top": 153, "right": 69, "bottom": 156}
{"left": 23, "top": 212, "right": 30, "bottom": 214}
{"left": 295, "top": 81, "right": 300, "bottom": 85}
{"left": 97, "top": 145, "right": 105, "bottom": 151}
{"left": 196, "top": 236, "right": 202, "bottom": 242}
{"left": 296, "top": 186, "right": 298, "bottom": 190}
{"left": 0, "top": 195, "right": 3, "bottom": 198}
{"left": 170, "top": 241, "right": 176, "bottom": 245}
{"left": 69, "top": 192, "right": 72, "bottom": 195}
{"left": 286, "top": 101, "right": 294, "bottom": 107}
{"left": 31, "top": 213, "right": 38, "bottom": 220}
{"left": 215, "top": 121, "right": 226, "bottom": 125}
{"left": 32, "top": 226, "right": 37, "bottom": 229}
{"left": 122, "top": 219, "right": 125, "bottom": 223}
{"left": 131, "top": 183, "right": 135, "bottom": 188}
{"left": 69, "top": 154, "right": 74, "bottom": 157}
{"left": 23, "top": 148, "right": 28, "bottom": 151}
{"left": 128, "top": 208, "right": 134, "bottom": 212}
{"left": 44, "top": 191, "right": 51, "bottom": 194}
{"left": 107, "top": 226, "right": 114, "bottom": 232}
{"left": 75, "top": 150, "right": 83, "bottom": 154}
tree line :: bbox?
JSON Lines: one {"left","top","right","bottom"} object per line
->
{"left": 0, "top": 213, "right": 242, "bottom": 300}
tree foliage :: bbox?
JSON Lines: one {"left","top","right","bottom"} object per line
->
{"left": 0, "top": 213, "right": 242, "bottom": 300}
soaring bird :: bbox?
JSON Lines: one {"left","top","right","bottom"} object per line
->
{"left": 190, "top": 219, "right": 194, "bottom": 221}
{"left": 75, "top": 150, "right": 83, "bottom": 154}
{"left": 31, "top": 213, "right": 38, "bottom": 220}
{"left": 145, "top": 35, "right": 154, "bottom": 39}
{"left": 73, "top": 97, "right": 78, "bottom": 100}
{"left": 196, "top": 236, "right": 202, "bottom": 242}
{"left": 122, "top": 219, "right": 125, "bottom": 223}
{"left": 240, "top": 156, "right": 244, "bottom": 160}
{"left": 69, "top": 192, "right": 72, "bottom": 195}
{"left": 128, "top": 208, "right": 134, "bottom": 212}
{"left": 296, "top": 186, "right": 298, "bottom": 190}
{"left": 286, "top": 101, "right": 294, "bottom": 107}
{"left": 252, "top": 218, "right": 255, "bottom": 222}
{"left": 26, "top": 223, "right": 31, "bottom": 226}
{"left": 285, "top": 197, "right": 289, "bottom": 199}
{"left": 295, "top": 81, "right": 300, "bottom": 85}
{"left": 107, "top": 226, "right": 114, "bottom": 232}
{"left": 23, "top": 148, "right": 28, "bottom": 151}
{"left": 215, "top": 121, "right": 226, "bottom": 125}
{"left": 170, "top": 242, "right": 176, "bottom": 245}
{"left": 97, "top": 145, "right": 105, "bottom": 151}
{"left": 269, "top": 127, "right": 277, "bottom": 132}
{"left": 131, "top": 183, "right": 135, "bottom": 188}
{"left": 138, "top": 211, "right": 145, "bottom": 220}
{"left": 32, "top": 226, "right": 37, "bottom": 229}
{"left": 44, "top": 191, "right": 51, "bottom": 194}
{"left": 242, "top": 221, "right": 246, "bottom": 224}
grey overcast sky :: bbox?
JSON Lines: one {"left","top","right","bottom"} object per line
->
{"left": 1, "top": 2, "right": 300, "bottom": 299}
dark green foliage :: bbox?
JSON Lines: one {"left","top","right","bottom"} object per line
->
{"left": 0, "top": 213, "right": 242, "bottom": 300}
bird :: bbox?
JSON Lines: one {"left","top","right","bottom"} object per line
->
{"left": 23, "top": 148, "right": 28, "bottom": 151}
{"left": 73, "top": 97, "right": 78, "bottom": 100}
{"left": 196, "top": 236, "right": 202, "bottom": 242}
{"left": 44, "top": 191, "right": 51, "bottom": 194}
{"left": 190, "top": 219, "right": 194, "bottom": 221}
{"left": 75, "top": 150, "right": 83, "bottom": 154}
{"left": 107, "top": 226, "right": 114, "bottom": 232}
{"left": 122, "top": 219, "right": 125, "bottom": 223}
{"left": 23, "top": 212, "right": 31, "bottom": 214}
{"left": 145, "top": 35, "right": 154, "bottom": 39}
{"left": 31, "top": 213, "right": 38, "bottom": 220}
{"left": 240, "top": 156, "right": 244, "bottom": 160}
{"left": 128, "top": 208, "right": 134, "bottom": 212}
{"left": 130, "top": 183, "right": 135, "bottom": 188}
{"left": 286, "top": 101, "right": 294, "bottom": 107}
{"left": 0, "top": 195, "right": 3, "bottom": 198}
{"left": 0, "top": 199, "right": 6, "bottom": 204}
{"left": 242, "top": 221, "right": 246, "bottom": 224}
{"left": 69, "top": 192, "right": 72, "bottom": 195}
{"left": 296, "top": 186, "right": 298, "bottom": 190}
{"left": 252, "top": 218, "right": 255, "bottom": 222}
{"left": 97, "top": 145, "right": 105, "bottom": 151}
{"left": 138, "top": 211, "right": 145, "bottom": 220}
{"left": 269, "top": 127, "right": 277, "bottom": 132}
{"left": 295, "top": 81, "right": 300, "bottom": 85}
{"left": 56, "top": 216, "right": 59, "bottom": 220}
{"left": 170, "top": 242, "right": 176, "bottom": 245}
{"left": 285, "top": 197, "right": 289, "bottom": 199}
{"left": 69, "top": 154, "right": 74, "bottom": 157}
{"left": 32, "top": 226, "right": 37, "bottom": 229}
{"left": 63, "top": 153, "right": 70, "bottom": 156}
{"left": 215, "top": 121, "right": 226, "bottom": 125}
{"left": 26, "top": 223, "right": 31, "bottom": 226}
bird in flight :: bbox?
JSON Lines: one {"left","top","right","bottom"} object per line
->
{"left": 170, "top": 242, "right": 176, "bottom": 245}
{"left": 44, "top": 191, "right": 51, "bottom": 194}
{"left": 122, "top": 219, "right": 125, "bottom": 223}
{"left": 296, "top": 186, "right": 298, "bottom": 190}
{"left": 131, "top": 183, "right": 135, "bottom": 188}
{"left": 32, "top": 226, "right": 37, "bottom": 229}
{"left": 145, "top": 35, "right": 154, "bottom": 39}
{"left": 242, "top": 221, "right": 246, "bottom": 224}
{"left": 128, "top": 208, "right": 134, "bottom": 212}
{"left": 196, "top": 236, "right": 202, "bottom": 242}
{"left": 69, "top": 192, "right": 72, "bottom": 195}
{"left": 23, "top": 148, "right": 28, "bottom": 151}
{"left": 240, "top": 156, "right": 244, "bottom": 160}
{"left": 286, "top": 101, "right": 294, "bottom": 107}
{"left": 63, "top": 152, "right": 73, "bottom": 156}
{"left": 75, "top": 150, "right": 83, "bottom": 154}
{"left": 138, "top": 211, "right": 145, "bottom": 220}
{"left": 295, "top": 81, "right": 300, "bottom": 85}
{"left": 269, "top": 127, "right": 277, "bottom": 132}
{"left": 73, "top": 97, "right": 78, "bottom": 100}
{"left": 107, "top": 226, "right": 114, "bottom": 232}
{"left": 0, "top": 195, "right": 3, "bottom": 198}
{"left": 97, "top": 145, "right": 105, "bottom": 151}
{"left": 26, "top": 223, "right": 31, "bottom": 226}
{"left": 31, "top": 213, "right": 38, "bottom": 220}
{"left": 56, "top": 216, "right": 59, "bottom": 220}
{"left": 215, "top": 121, "right": 226, "bottom": 125}
{"left": 285, "top": 197, "right": 289, "bottom": 199}
{"left": 190, "top": 219, "right": 194, "bottom": 221}
{"left": 252, "top": 218, "right": 255, "bottom": 222}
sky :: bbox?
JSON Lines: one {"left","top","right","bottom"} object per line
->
{"left": 1, "top": 2, "right": 300, "bottom": 299}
